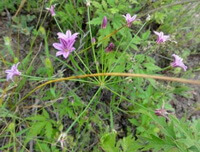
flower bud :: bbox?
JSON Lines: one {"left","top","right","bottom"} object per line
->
{"left": 101, "top": 16, "right": 107, "bottom": 29}
{"left": 105, "top": 42, "right": 115, "bottom": 52}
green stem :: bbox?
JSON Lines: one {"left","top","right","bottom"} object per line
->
{"left": 160, "top": 66, "right": 172, "bottom": 71}
{"left": 87, "top": 7, "right": 100, "bottom": 77}
{"left": 54, "top": 16, "right": 63, "bottom": 33}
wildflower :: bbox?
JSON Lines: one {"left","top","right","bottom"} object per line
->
{"left": 57, "top": 30, "right": 79, "bottom": 41}
{"left": 46, "top": 5, "right": 56, "bottom": 17}
{"left": 155, "top": 108, "right": 168, "bottom": 117}
{"left": 105, "top": 42, "right": 115, "bottom": 52}
{"left": 91, "top": 37, "right": 96, "bottom": 44}
{"left": 101, "top": 16, "right": 107, "bottom": 29}
{"left": 154, "top": 31, "right": 170, "bottom": 44}
{"left": 122, "top": 13, "right": 137, "bottom": 27}
{"left": 5, "top": 62, "right": 21, "bottom": 81}
{"left": 53, "top": 30, "right": 79, "bottom": 59}
{"left": 53, "top": 39, "right": 76, "bottom": 59}
{"left": 171, "top": 54, "right": 187, "bottom": 71}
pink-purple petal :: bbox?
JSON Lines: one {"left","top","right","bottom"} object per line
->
{"left": 53, "top": 43, "right": 64, "bottom": 51}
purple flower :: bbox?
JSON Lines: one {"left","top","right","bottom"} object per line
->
{"left": 57, "top": 30, "right": 79, "bottom": 41}
{"left": 154, "top": 31, "right": 170, "bottom": 44}
{"left": 122, "top": 14, "right": 137, "bottom": 27}
{"left": 46, "top": 5, "right": 56, "bottom": 17}
{"left": 171, "top": 54, "right": 187, "bottom": 71}
{"left": 53, "top": 30, "right": 79, "bottom": 59}
{"left": 105, "top": 43, "right": 115, "bottom": 52}
{"left": 155, "top": 108, "right": 168, "bottom": 117}
{"left": 101, "top": 16, "right": 107, "bottom": 29}
{"left": 91, "top": 37, "right": 96, "bottom": 44}
{"left": 5, "top": 62, "right": 21, "bottom": 81}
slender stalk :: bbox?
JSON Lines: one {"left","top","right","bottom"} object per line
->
{"left": 87, "top": 7, "right": 100, "bottom": 76}
{"left": 53, "top": 17, "right": 63, "bottom": 33}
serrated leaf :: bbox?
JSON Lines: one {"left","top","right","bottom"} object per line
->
{"left": 107, "top": 0, "right": 115, "bottom": 6}
{"left": 92, "top": 1, "right": 102, "bottom": 9}
{"left": 102, "top": 0, "right": 107, "bottom": 10}
{"left": 130, "top": 0, "right": 139, "bottom": 4}
{"left": 109, "top": 8, "right": 119, "bottom": 14}
{"left": 100, "top": 132, "right": 119, "bottom": 152}
{"left": 119, "top": 135, "right": 141, "bottom": 152}
{"left": 25, "top": 121, "right": 46, "bottom": 144}
{"left": 130, "top": 44, "right": 139, "bottom": 51}
{"left": 45, "top": 122, "right": 53, "bottom": 139}
{"left": 142, "top": 30, "right": 150, "bottom": 40}
{"left": 135, "top": 54, "right": 145, "bottom": 63}
{"left": 88, "top": 17, "right": 102, "bottom": 25}
{"left": 42, "top": 109, "right": 50, "bottom": 119}
{"left": 36, "top": 142, "right": 51, "bottom": 152}
{"left": 143, "top": 63, "right": 161, "bottom": 71}
{"left": 132, "top": 36, "right": 141, "bottom": 44}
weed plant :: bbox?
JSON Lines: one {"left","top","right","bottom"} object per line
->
{"left": 0, "top": 0, "right": 200, "bottom": 151}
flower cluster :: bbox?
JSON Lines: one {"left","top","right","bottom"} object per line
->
{"left": 53, "top": 30, "right": 79, "bottom": 59}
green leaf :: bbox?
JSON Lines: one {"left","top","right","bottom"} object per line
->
{"left": 88, "top": 17, "right": 103, "bottom": 25}
{"left": 143, "top": 63, "right": 161, "bottom": 71}
{"left": 109, "top": 8, "right": 119, "bottom": 14}
{"left": 130, "top": 0, "right": 139, "bottom": 4}
{"left": 100, "top": 131, "right": 119, "bottom": 152}
{"left": 102, "top": 0, "right": 107, "bottom": 10}
{"left": 135, "top": 54, "right": 145, "bottom": 63}
{"left": 92, "top": 1, "right": 102, "bottom": 9}
{"left": 119, "top": 135, "right": 141, "bottom": 152}
{"left": 26, "top": 115, "right": 46, "bottom": 121}
{"left": 36, "top": 142, "right": 51, "bottom": 152}
{"left": 25, "top": 121, "right": 46, "bottom": 144}
{"left": 45, "top": 122, "right": 53, "bottom": 139}
{"left": 154, "top": 12, "right": 166, "bottom": 24}
{"left": 132, "top": 36, "right": 141, "bottom": 44}
{"left": 142, "top": 30, "right": 150, "bottom": 40}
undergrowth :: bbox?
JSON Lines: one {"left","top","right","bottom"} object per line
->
{"left": 0, "top": 0, "right": 200, "bottom": 151}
